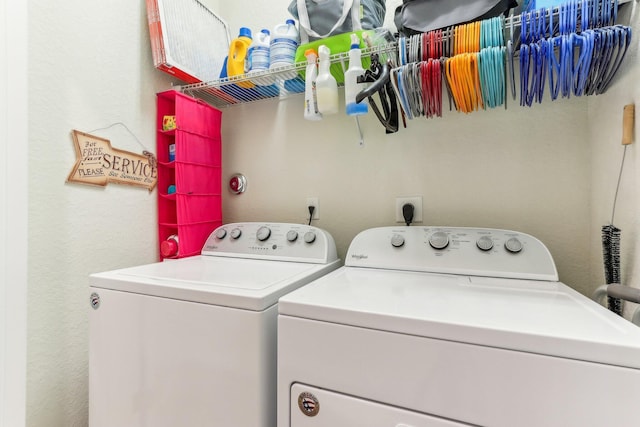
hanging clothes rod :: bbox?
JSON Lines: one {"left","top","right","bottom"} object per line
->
{"left": 400, "top": 0, "right": 627, "bottom": 49}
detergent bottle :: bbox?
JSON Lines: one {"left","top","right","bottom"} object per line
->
{"left": 227, "top": 27, "right": 254, "bottom": 88}
{"left": 269, "top": 19, "right": 299, "bottom": 80}
{"left": 248, "top": 29, "right": 271, "bottom": 85}
{"left": 344, "top": 33, "right": 369, "bottom": 116}
{"left": 249, "top": 29, "right": 275, "bottom": 87}
{"left": 303, "top": 49, "right": 322, "bottom": 121}
{"left": 315, "top": 45, "right": 338, "bottom": 115}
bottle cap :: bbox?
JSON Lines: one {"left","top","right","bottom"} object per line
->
{"left": 160, "top": 238, "right": 178, "bottom": 257}
{"left": 261, "top": 29, "right": 270, "bottom": 35}
{"left": 286, "top": 19, "right": 295, "bottom": 26}
{"left": 305, "top": 49, "right": 318, "bottom": 60}
{"left": 350, "top": 33, "right": 360, "bottom": 49}
{"left": 239, "top": 27, "right": 252, "bottom": 39}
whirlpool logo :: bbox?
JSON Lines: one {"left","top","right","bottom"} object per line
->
{"left": 298, "top": 392, "right": 319, "bottom": 417}
{"left": 350, "top": 254, "right": 369, "bottom": 260}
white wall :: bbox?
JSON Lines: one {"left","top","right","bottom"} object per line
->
{"left": 1, "top": 1, "right": 28, "bottom": 426}
{"left": 26, "top": 0, "right": 176, "bottom": 425}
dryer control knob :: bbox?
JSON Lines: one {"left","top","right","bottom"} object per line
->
{"left": 429, "top": 231, "right": 449, "bottom": 249}
{"left": 230, "top": 228, "right": 242, "bottom": 239}
{"left": 476, "top": 235, "right": 494, "bottom": 251}
{"left": 256, "top": 226, "right": 271, "bottom": 241}
{"left": 505, "top": 237, "right": 523, "bottom": 253}
{"left": 215, "top": 228, "right": 227, "bottom": 239}
{"left": 303, "top": 231, "right": 316, "bottom": 244}
{"left": 286, "top": 230, "right": 299, "bottom": 242}
{"left": 391, "top": 234, "right": 405, "bottom": 248}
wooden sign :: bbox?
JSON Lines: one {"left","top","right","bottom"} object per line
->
{"left": 67, "top": 130, "right": 158, "bottom": 191}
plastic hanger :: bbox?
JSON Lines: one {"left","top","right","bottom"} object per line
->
{"left": 548, "top": 36, "right": 561, "bottom": 100}
{"left": 508, "top": 12, "right": 517, "bottom": 101}
{"left": 536, "top": 39, "right": 549, "bottom": 103}
{"left": 597, "top": 26, "right": 632, "bottom": 93}
{"left": 356, "top": 56, "right": 398, "bottom": 133}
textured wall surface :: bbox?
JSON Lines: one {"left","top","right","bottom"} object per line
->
{"left": 26, "top": 0, "right": 176, "bottom": 425}
{"left": 1, "top": 1, "right": 28, "bottom": 426}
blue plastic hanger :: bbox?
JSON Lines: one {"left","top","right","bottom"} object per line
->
{"left": 597, "top": 26, "right": 632, "bottom": 93}
{"left": 548, "top": 36, "right": 562, "bottom": 100}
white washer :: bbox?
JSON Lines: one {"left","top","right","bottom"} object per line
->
{"left": 89, "top": 222, "right": 339, "bottom": 427}
{"left": 278, "top": 226, "right": 640, "bottom": 427}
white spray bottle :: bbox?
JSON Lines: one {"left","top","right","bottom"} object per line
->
{"left": 315, "top": 45, "right": 338, "bottom": 115}
{"left": 304, "top": 49, "right": 322, "bottom": 121}
{"left": 345, "top": 33, "right": 369, "bottom": 116}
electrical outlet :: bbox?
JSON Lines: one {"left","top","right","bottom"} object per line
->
{"left": 306, "top": 197, "right": 319, "bottom": 220}
{"left": 395, "top": 196, "right": 423, "bottom": 223}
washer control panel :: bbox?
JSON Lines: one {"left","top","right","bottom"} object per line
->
{"left": 346, "top": 227, "right": 558, "bottom": 281}
{"left": 201, "top": 223, "right": 338, "bottom": 264}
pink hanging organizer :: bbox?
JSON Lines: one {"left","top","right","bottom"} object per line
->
{"left": 156, "top": 90, "right": 222, "bottom": 259}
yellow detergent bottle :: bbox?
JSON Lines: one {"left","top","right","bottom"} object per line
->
{"left": 227, "top": 27, "right": 254, "bottom": 88}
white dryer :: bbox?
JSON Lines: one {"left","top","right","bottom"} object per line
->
{"left": 278, "top": 226, "right": 640, "bottom": 427}
{"left": 89, "top": 222, "right": 339, "bottom": 427}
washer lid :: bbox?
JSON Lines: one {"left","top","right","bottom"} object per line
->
{"left": 91, "top": 256, "right": 340, "bottom": 311}
{"left": 278, "top": 267, "right": 640, "bottom": 369}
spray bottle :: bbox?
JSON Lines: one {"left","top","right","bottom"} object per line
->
{"left": 315, "top": 45, "right": 338, "bottom": 115}
{"left": 344, "top": 33, "right": 369, "bottom": 116}
{"left": 304, "top": 49, "right": 322, "bottom": 121}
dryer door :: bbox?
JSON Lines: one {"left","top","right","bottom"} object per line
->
{"left": 290, "top": 384, "right": 466, "bottom": 426}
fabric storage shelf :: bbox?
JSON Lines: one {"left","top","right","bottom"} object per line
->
{"left": 175, "top": 163, "right": 221, "bottom": 194}
{"left": 156, "top": 90, "right": 222, "bottom": 260}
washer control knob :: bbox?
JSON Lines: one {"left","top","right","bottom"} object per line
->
{"left": 303, "top": 231, "right": 316, "bottom": 244}
{"left": 256, "top": 226, "right": 271, "bottom": 241}
{"left": 286, "top": 230, "right": 298, "bottom": 242}
{"left": 391, "top": 234, "right": 405, "bottom": 248}
{"left": 230, "top": 228, "right": 242, "bottom": 239}
{"left": 476, "top": 236, "right": 494, "bottom": 251}
{"left": 215, "top": 228, "right": 227, "bottom": 239}
{"left": 429, "top": 231, "right": 449, "bottom": 250}
{"left": 505, "top": 237, "right": 523, "bottom": 253}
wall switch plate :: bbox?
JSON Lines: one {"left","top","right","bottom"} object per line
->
{"left": 307, "top": 197, "right": 319, "bottom": 220}
{"left": 395, "top": 196, "right": 423, "bottom": 223}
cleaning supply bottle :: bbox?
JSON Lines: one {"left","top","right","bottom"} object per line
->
{"left": 344, "top": 33, "right": 369, "bottom": 116}
{"left": 315, "top": 45, "right": 338, "bottom": 115}
{"left": 160, "top": 234, "right": 179, "bottom": 258}
{"left": 248, "top": 29, "right": 271, "bottom": 85}
{"left": 269, "top": 19, "right": 299, "bottom": 80}
{"left": 303, "top": 49, "right": 322, "bottom": 121}
{"left": 227, "top": 27, "right": 254, "bottom": 88}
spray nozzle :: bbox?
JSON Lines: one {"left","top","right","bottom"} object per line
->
{"left": 305, "top": 49, "right": 318, "bottom": 63}
{"left": 318, "top": 45, "right": 330, "bottom": 59}
{"left": 350, "top": 33, "right": 360, "bottom": 49}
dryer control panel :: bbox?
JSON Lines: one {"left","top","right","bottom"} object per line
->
{"left": 346, "top": 227, "right": 558, "bottom": 281}
{"left": 201, "top": 222, "right": 338, "bottom": 264}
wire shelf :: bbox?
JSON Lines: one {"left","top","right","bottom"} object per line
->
{"left": 179, "top": 0, "right": 632, "bottom": 108}
{"left": 179, "top": 43, "right": 396, "bottom": 108}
